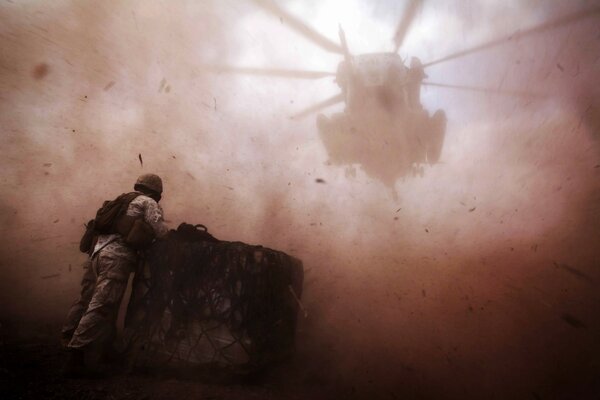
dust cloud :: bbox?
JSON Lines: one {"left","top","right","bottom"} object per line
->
{"left": 1, "top": 0, "right": 599, "bottom": 398}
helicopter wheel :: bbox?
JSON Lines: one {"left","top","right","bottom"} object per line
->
{"left": 426, "top": 110, "right": 446, "bottom": 164}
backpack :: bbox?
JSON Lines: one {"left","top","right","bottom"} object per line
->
{"left": 79, "top": 219, "right": 97, "bottom": 254}
{"left": 79, "top": 192, "right": 149, "bottom": 253}
{"left": 173, "top": 223, "right": 220, "bottom": 243}
{"left": 95, "top": 192, "right": 141, "bottom": 233}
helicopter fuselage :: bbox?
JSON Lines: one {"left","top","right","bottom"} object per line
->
{"left": 318, "top": 52, "right": 444, "bottom": 186}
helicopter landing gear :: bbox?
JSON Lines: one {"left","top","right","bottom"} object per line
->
{"left": 426, "top": 110, "right": 446, "bottom": 164}
{"left": 410, "top": 164, "right": 425, "bottom": 177}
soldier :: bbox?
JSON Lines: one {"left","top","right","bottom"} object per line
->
{"left": 62, "top": 174, "right": 169, "bottom": 376}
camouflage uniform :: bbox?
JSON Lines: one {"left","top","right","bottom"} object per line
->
{"left": 61, "top": 258, "right": 95, "bottom": 345}
{"left": 62, "top": 194, "right": 168, "bottom": 351}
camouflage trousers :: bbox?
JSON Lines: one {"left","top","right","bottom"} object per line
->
{"left": 62, "top": 244, "right": 136, "bottom": 352}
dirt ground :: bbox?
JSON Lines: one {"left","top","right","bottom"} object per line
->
{"left": 0, "top": 321, "right": 328, "bottom": 400}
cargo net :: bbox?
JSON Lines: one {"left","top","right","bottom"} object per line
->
{"left": 123, "top": 224, "right": 304, "bottom": 371}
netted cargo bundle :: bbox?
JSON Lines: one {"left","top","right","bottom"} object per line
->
{"left": 123, "top": 224, "right": 304, "bottom": 371}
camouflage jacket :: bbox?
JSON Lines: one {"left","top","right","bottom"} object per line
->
{"left": 92, "top": 192, "right": 168, "bottom": 260}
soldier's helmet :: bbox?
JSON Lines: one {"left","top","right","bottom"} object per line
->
{"left": 135, "top": 173, "right": 163, "bottom": 194}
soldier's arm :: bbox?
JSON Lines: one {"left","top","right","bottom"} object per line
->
{"left": 143, "top": 199, "right": 169, "bottom": 238}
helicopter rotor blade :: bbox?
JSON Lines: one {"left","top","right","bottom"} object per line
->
{"left": 199, "top": 65, "right": 335, "bottom": 79}
{"left": 291, "top": 92, "right": 345, "bottom": 119}
{"left": 423, "top": 81, "right": 544, "bottom": 98}
{"left": 251, "top": 0, "right": 344, "bottom": 54}
{"left": 423, "top": 6, "right": 600, "bottom": 68}
{"left": 393, "top": 0, "right": 423, "bottom": 52}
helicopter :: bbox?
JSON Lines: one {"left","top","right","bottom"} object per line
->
{"left": 204, "top": 0, "right": 598, "bottom": 187}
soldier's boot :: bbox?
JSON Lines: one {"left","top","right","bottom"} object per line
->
{"left": 62, "top": 348, "right": 85, "bottom": 378}
{"left": 63, "top": 348, "right": 111, "bottom": 379}
{"left": 61, "top": 329, "right": 75, "bottom": 348}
